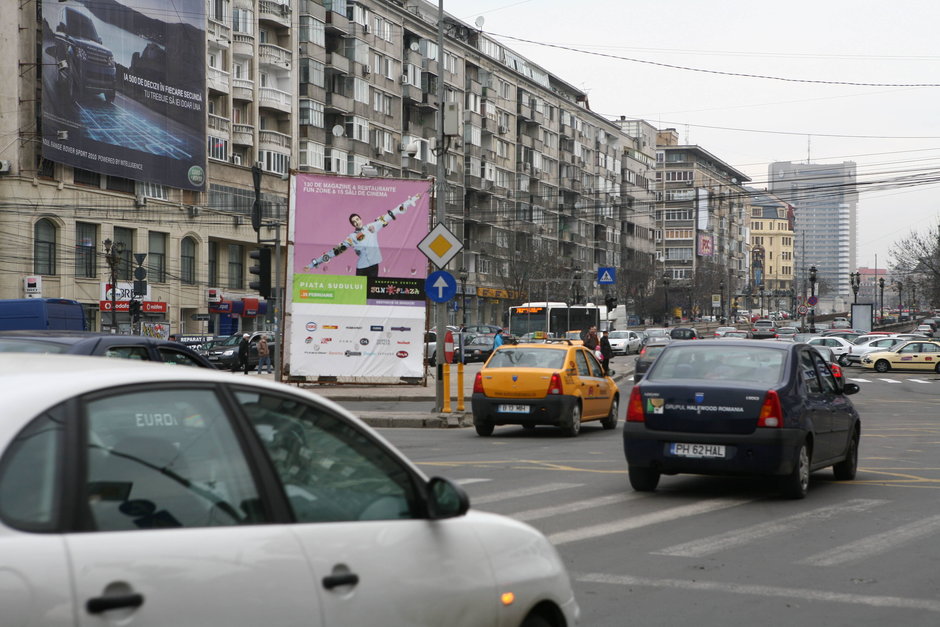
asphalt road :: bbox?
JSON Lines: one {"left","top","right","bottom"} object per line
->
{"left": 378, "top": 370, "right": 940, "bottom": 626}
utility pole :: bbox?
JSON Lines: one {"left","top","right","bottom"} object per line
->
{"left": 433, "top": 0, "right": 447, "bottom": 413}
{"left": 103, "top": 238, "right": 124, "bottom": 333}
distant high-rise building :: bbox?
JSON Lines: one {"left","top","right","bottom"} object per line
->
{"left": 768, "top": 161, "right": 857, "bottom": 299}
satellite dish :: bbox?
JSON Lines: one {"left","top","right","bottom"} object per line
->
{"left": 332, "top": 124, "right": 344, "bottom": 137}
{"left": 474, "top": 16, "right": 484, "bottom": 29}
{"left": 409, "top": 41, "right": 420, "bottom": 52}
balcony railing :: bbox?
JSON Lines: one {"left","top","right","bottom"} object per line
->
{"left": 232, "top": 124, "right": 255, "bottom": 146}
{"left": 259, "top": 87, "right": 292, "bottom": 112}
{"left": 208, "top": 114, "right": 230, "bottom": 134}
{"left": 259, "top": 43, "right": 291, "bottom": 70}
{"left": 259, "top": 129, "right": 291, "bottom": 150}
{"left": 232, "top": 78, "right": 254, "bottom": 101}
{"left": 207, "top": 66, "right": 230, "bottom": 93}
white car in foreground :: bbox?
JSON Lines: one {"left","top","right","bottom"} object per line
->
{"left": 0, "top": 355, "right": 579, "bottom": 627}
{"left": 607, "top": 330, "right": 642, "bottom": 355}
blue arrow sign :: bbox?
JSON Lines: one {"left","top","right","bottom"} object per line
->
{"left": 598, "top": 267, "right": 616, "bottom": 285}
{"left": 425, "top": 270, "right": 457, "bottom": 303}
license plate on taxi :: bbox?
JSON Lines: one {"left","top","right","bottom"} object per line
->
{"left": 498, "top": 404, "right": 530, "bottom": 414}
{"left": 670, "top": 443, "right": 725, "bottom": 458}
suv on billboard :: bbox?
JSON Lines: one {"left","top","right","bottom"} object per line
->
{"left": 53, "top": 4, "right": 116, "bottom": 103}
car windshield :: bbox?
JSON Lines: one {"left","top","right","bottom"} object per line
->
{"left": 641, "top": 345, "right": 667, "bottom": 358}
{"left": 219, "top": 335, "right": 243, "bottom": 346}
{"left": 648, "top": 344, "right": 786, "bottom": 384}
{"left": 646, "top": 328, "right": 669, "bottom": 338}
{"left": 609, "top": 331, "right": 630, "bottom": 339}
{"left": 0, "top": 339, "right": 71, "bottom": 354}
{"left": 486, "top": 347, "right": 566, "bottom": 369}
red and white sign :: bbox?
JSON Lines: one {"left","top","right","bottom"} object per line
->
{"left": 100, "top": 281, "right": 152, "bottom": 301}
{"left": 99, "top": 301, "right": 167, "bottom": 313}
{"left": 444, "top": 330, "right": 455, "bottom": 363}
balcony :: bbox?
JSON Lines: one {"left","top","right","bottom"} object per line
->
{"left": 325, "top": 133, "right": 350, "bottom": 151}
{"left": 232, "top": 124, "right": 254, "bottom": 146}
{"left": 259, "top": 0, "right": 290, "bottom": 28}
{"left": 231, "top": 32, "right": 254, "bottom": 57}
{"left": 208, "top": 114, "right": 230, "bottom": 135}
{"left": 259, "top": 87, "right": 292, "bottom": 113}
{"left": 232, "top": 78, "right": 254, "bottom": 101}
{"left": 259, "top": 43, "right": 291, "bottom": 70}
{"left": 207, "top": 19, "right": 231, "bottom": 47}
{"left": 325, "top": 52, "right": 350, "bottom": 75}
{"left": 259, "top": 129, "right": 291, "bottom": 151}
{"left": 324, "top": 92, "right": 352, "bottom": 114}
{"left": 325, "top": 9, "right": 350, "bottom": 35}
{"left": 207, "top": 66, "right": 230, "bottom": 94}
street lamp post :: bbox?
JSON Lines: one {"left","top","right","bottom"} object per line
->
{"left": 759, "top": 287, "right": 765, "bottom": 318}
{"left": 808, "top": 265, "right": 817, "bottom": 333}
{"left": 850, "top": 272, "right": 861, "bottom": 304}
{"left": 896, "top": 281, "right": 903, "bottom": 318}
{"left": 663, "top": 273, "right": 671, "bottom": 326}
{"left": 458, "top": 267, "right": 468, "bottom": 329}
{"left": 103, "top": 238, "right": 125, "bottom": 333}
{"left": 719, "top": 279, "right": 725, "bottom": 323}
{"left": 878, "top": 277, "right": 885, "bottom": 324}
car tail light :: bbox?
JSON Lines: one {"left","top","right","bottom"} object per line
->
{"left": 626, "top": 387, "right": 645, "bottom": 422}
{"left": 830, "top": 363, "right": 843, "bottom": 379}
{"left": 757, "top": 390, "right": 783, "bottom": 428}
{"left": 547, "top": 372, "right": 563, "bottom": 395}
{"left": 639, "top": 346, "right": 647, "bottom": 355}
{"left": 473, "top": 372, "right": 484, "bottom": 394}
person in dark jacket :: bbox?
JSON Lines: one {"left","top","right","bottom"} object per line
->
{"left": 599, "top": 330, "right": 614, "bottom": 375}
{"left": 583, "top": 325, "right": 599, "bottom": 351}
{"left": 238, "top": 333, "right": 251, "bottom": 374}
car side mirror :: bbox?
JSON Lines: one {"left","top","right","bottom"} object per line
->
{"left": 427, "top": 476, "right": 469, "bottom": 519}
{"left": 842, "top": 382, "right": 860, "bottom": 396}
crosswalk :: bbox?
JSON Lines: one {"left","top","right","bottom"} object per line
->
{"left": 848, "top": 376, "right": 940, "bottom": 385}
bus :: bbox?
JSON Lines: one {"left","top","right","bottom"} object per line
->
{"left": 508, "top": 302, "right": 602, "bottom": 338}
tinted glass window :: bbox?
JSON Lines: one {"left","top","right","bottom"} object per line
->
{"left": 486, "top": 348, "right": 565, "bottom": 369}
{"left": 574, "top": 350, "right": 591, "bottom": 376}
{"left": 0, "top": 340, "right": 70, "bottom": 354}
{"left": 235, "top": 390, "right": 418, "bottom": 523}
{"left": 650, "top": 346, "right": 784, "bottom": 384}
{"left": 158, "top": 348, "right": 205, "bottom": 367}
{"left": 800, "top": 350, "right": 822, "bottom": 393}
{"left": 85, "top": 388, "right": 264, "bottom": 530}
{"left": 0, "top": 411, "right": 63, "bottom": 531}
{"left": 812, "top": 353, "right": 840, "bottom": 393}
{"left": 104, "top": 346, "right": 151, "bottom": 360}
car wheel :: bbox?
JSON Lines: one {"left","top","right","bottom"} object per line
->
{"left": 833, "top": 428, "right": 859, "bottom": 481}
{"left": 935, "top": 362, "right": 940, "bottom": 374}
{"left": 628, "top": 466, "right": 660, "bottom": 492}
{"left": 475, "top": 423, "right": 494, "bottom": 437}
{"left": 780, "top": 440, "right": 811, "bottom": 499}
{"left": 601, "top": 397, "right": 619, "bottom": 430}
{"left": 874, "top": 359, "right": 891, "bottom": 373}
{"left": 520, "top": 612, "right": 552, "bottom": 627}
{"left": 563, "top": 403, "right": 582, "bottom": 437}
{"left": 838, "top": 354, "right": 850, "bottom": 367}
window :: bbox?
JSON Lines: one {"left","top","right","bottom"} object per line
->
{"left": 73, "top": 168, "right": 101, "bottom": 188}
{"left": 208, "top": 241, "right": 218, "bottom": 286}
{"left": 299, "top": 141, "right": 326, "bottom": 170}
{"left": 148, "top": 232, "right": 167, "bottom": 283}
{"left": 234, "top": 389, "right": 418, "bottom": 522}
{"left": 299, "top": 16, "right": 325, "bottom": 46}
{"left": 106, "top": 176, "right": 135, "bottom": 194}
{"left": 228, "top": 244, "right": 244, "bottom": 289}
{"left": 0, "top": 411, "right": 64, "bottom": 531}
{"left": 299, "top": 99, "right": 324, "bottom": 127}
{"left": 209, "top": 136, "right": 228, "bottom": 162}
{"left": 300, "top": 58, "right": 325, "bottom": 88}
{"left": 138, "top": 181, "right": 169, "bottom": 201}
{"left": 258, "top": 150, "right": 289, "bottom": 175}
{"left": 232, "top": 8, "right": 253, "bottom": 34}
{"left": 181, "top": 237, "right": 196, "bottom": 285}
{"left": 34, "top": 219, "right": 57, "bottom": 275}
{"left": 84, "top": 388, "right": 264, "bottom": 530}
{"left": 75, "top": 222, "right": 97, "bottom": 278}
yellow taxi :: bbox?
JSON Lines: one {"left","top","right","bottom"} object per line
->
{"left": 562, "top": 330, "right": 585, "bottom": 345}
{"left": 860, "top": 339, "right": 940, "bottom": 373}
{"left": 471, "top": 339, "right": 619, "bottom": 437}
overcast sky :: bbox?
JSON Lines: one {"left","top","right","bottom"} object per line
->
{"left": 455, "top": 0, "right": 940, "bottom": 271}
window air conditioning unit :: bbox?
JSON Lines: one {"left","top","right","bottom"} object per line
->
{"left": 255, "top": 161, "right": 265, "bottom": 170}
{"left": 187, "top": 205, "right": 200, "bottom": 218}
{"left": 231, "top": 154, "right": 242, "bottom": 165}
{"left": 362, "top": 23, "right": 370, "bottom": 34}
{"left": 399, "top": 74, "right": 409, "bottom": 84}
{"left": 362, "top": 65, "right": 371, "bottom": 76}
{"left": 498, "top": 125, "right": 508, "bottom": 134}
{"left": 134, "top": 194, "right": 146, "bottom": 208}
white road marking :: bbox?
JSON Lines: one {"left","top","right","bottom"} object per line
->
{"left": 653, "top": 499, "right": 887, "bottom": 557}
{"left": 455, "top": 478, "right": 491, "bottom": 485}
{"left": 470, "top": 482, "right": 583, "bottom": 506}
{"left": 512, "top": 492, "right": 646, "bottom": 522}
{"left": 908, "top": 379, "right": 933, "bottom": 384}
{"left": 878, "top": 378, "right": 901, "bottom": 383}
{"left": 548, "top": 498, "right": 750, "bottom": 546}
{"left": 575, "top": 572, "right": 940, "bottom": 612}
{"left": 799, "top": 514, "right": 940, "bottom": 566}
{"left": 848, "top": 378, "right": 871, "bottom": 382}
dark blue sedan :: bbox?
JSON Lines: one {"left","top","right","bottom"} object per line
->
{"left": 623, "top": 339, "right": 861, "bottom": 499}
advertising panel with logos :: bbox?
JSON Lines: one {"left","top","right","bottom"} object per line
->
{"left": 287, "top": 175, "right": 432, "bottom": 379}
{"left": 40, "top": 0, "right": 206, "bottom": 190}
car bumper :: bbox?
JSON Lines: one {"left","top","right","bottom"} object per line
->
{"left": 471, "top": 394, "right": 577, "bottom": 428}
{"left": 623, "top": 423, "right": 807, "bottom": 476}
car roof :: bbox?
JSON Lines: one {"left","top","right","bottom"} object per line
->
{"left": 0, "top": 330, "right": 192, "bottom": 348}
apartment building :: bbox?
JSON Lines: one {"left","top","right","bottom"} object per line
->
{"left": 747, "top": 188, "right": 796, "bottom": 315}
{"left": 1, "top": 0, "right": 664, "bottom": 334}
{"left": 655, "top": 129, "right": 751, "bottom": 319}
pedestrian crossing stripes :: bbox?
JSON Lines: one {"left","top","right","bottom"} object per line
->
{"left": 799, "top": 514, "right": 940, "bottom": 566}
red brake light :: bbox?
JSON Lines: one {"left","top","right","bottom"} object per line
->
{"left": 830, "top": 363, "right": 843, "bottom": 379}
{"left": 547, "top": 372, "right": 563, "bottom": 395}
{"left": 626, "top": 387, "right": 645, "bottom": 422}
{"left": 639, "top": 347, "right": 647, "bottom": 355}
{"left": 757, "top": 390, "right": 783, "bottom": 428}
{"left": 472, "top": 371, "right": 484, "bottom": 394}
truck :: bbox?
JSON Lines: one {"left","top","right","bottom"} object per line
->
{"left": 0, "top": 298, "right": 87, "bottom": 331}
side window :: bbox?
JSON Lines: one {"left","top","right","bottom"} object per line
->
{"left": 574, "top": 350, "right": 592, "bottom": 376}
{"left": 900, "top": 343, "right": 919, "bottom": 354}
{"left": 235, "top": 390, "right": 419, "bottom": 523}
{"left": 104, "top": 346, "right": 150, "bottom": 360}
{"left": 85, "top": 388, "right": 264, "bottom": 531}
{"left": 158, "top": 348, "right": 205, "bottom": 367}
{"left": 812, "top": 353, "right": 840, "bottom": 394}
{"left": 0, "top": 410, "right": 64, "bottom": 531}
{"left": 922, "top": 344, "right": 940, "bottom": 353}
{"left": 800, "top": 350, "right": 822, "bottom": 393}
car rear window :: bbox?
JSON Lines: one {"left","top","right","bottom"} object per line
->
{"left": 487, "top": 348, "right": 566, "bottom": 369}
{"left": 0, "top": 339, "right": 71, "bottom": 354}
{"left": 649, "top": 345, "right": 785, "bottom": 384}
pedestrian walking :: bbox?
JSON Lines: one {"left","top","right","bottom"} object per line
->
{"left": 600, "top": 330, "right": 614, "bottom": 375}
{"left": 257, "top": 335, "right": 272, "bottom": 374}
{"left": 492, "top": 328, "right": 505, "bottom": 350}
{"left": 238, "top": 333, "right": 251, "bottom": 374}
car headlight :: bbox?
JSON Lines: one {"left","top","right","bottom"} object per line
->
{"left": 223, "top": 349, "right": 235, "bottom": 356}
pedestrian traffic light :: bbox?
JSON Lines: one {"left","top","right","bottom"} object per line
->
{"left": 248, "top": 247, "right": 272, "bottom": 298}
{"left": 605, "top": 295, "right": 617, "bottom": 310}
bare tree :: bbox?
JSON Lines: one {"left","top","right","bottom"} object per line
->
{"left": 889, "top": 221, "right": 940, "bottom": 309}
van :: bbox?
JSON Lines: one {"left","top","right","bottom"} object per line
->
{"left": 0, "top": 298, "right": 86, "bottom": 331}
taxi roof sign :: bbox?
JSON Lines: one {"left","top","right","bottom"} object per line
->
{"left": 418, "top": 223, "right": 463, "bottom": 268}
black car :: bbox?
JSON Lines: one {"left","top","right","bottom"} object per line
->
{"left": 668, "top": 327, "right": 699, "bottom": 340}
{"left": 0, "top": 330, "right": 213, "bottom": 368}
{"left": 624, "top": 339, "right": 861, "bottom": 499}
{"left": 633, "top": 340, "right": 670, "bottom": 383}
{"left": 203, "top": 331, "right": 275, "bottom": 371}
{"left": 457, "top": 335, "right": 496, "bottom": 363}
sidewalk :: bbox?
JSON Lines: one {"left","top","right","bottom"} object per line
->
{"left": 248, "top": 355, "right": 637, "bottom": 429}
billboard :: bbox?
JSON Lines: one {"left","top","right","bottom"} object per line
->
{"left": 40, "top": 0, "right": 206, "bottom": 190}
{"left": 286, "top": 175, "right": 433, "bottom": 379}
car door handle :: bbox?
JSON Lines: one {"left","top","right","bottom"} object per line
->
{"left": 86, "top": 593, "right": 145, "bottom": 614}
{"left": 323, "top": 573, "right": 360, "bottom": 589}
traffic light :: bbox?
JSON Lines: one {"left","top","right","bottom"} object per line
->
{"left": 248, "top": 247, "right": 272, "bottom": 298}
{"left": 605, "top": 295, "right": 617, "bottom": 310}
{"left": 128, "top": 299, "right": 142, "bottom": 320}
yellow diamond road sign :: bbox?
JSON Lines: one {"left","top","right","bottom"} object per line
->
{"left": 418, "top": 223, "right": 463, "bottom": 268}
